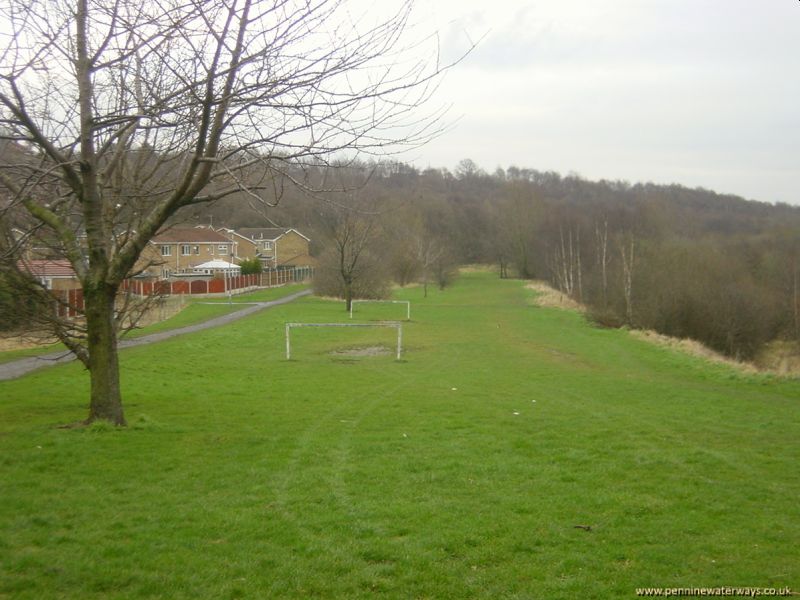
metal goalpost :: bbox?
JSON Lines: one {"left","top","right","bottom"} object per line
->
{"left": 285, "top": 322, "right": 404, "bottom": 360}
{"left": 349, "top": 300, "right": 411, "bottom": 321}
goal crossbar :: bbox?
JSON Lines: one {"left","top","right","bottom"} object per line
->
{"left": 349, "top": 300, "right": 411, "bottom": 320}
{"left": 285, "top": 322, "right": 403, "bottom": 360}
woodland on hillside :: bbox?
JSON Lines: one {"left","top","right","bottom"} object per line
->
{"left": 187, "top": 159, "right": 800, "bottom": 361}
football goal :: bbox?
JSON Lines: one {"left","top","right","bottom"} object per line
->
{"left": 285, "top": 322, "right": 404, "bottom": 360}
{"left": 349, "top": 299, "right": 411, "bottom": 321}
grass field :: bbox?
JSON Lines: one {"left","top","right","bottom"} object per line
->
{"left": 1, "top": 272, "right": 798, "bottom": 598}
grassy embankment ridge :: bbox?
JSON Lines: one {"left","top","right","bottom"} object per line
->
{"left": 1, "top": 272, "right": 798, "bottom": 598}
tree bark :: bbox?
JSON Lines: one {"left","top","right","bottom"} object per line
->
{"left": 793, "top": 259, "right": 798, "bottom": 341}
{"left": 620, "top": 237, "right": 635, "bottom": 326}
{"left": 84, "top": 284, "right": 126, "bottom": 426}
{"left": 344, "top": 279, "right": 353, "bottom": 313}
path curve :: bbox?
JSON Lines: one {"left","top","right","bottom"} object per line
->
{"left": 0, "top": 289, "right": 311, "bottom": 381}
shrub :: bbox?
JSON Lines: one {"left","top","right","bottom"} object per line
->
{"left": 238, "top": 257, "right": 262, "bottom": 275}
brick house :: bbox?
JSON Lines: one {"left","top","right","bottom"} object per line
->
{"left": 139, "top": 227, "right": 236, "bottom": 279}
{"left": 17, "top": 259, "right": 81, "bottom": 290}
{"left": 216, "top": 228, "right": 260, "bottom": 261}
{"left": 235, "top": 228, "right": 314, "bottom": 269}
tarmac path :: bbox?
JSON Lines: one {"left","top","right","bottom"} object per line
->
{"left": 0, "top": 289, "right": 311, "bottom": 381}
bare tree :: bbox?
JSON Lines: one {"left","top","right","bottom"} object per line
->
{"left": 493, "top": 181, "right": 538, "bottom": 279}
{"left": 549, "top": 224, "right": 582, "bottom": 301}
{"left": 618, "top": 234, "right": 635, "bottom": 325}
{"left": 314, "top": 196, "right": 388, "bottom": 311}
{"left": 0, "top": 0, "right": 465, "bottom": 424}
{"left": 415, "top": 236, "right": 444, "bottom": 298}
{"left": 595, "top": 216, "right": 609, "bottom": 309}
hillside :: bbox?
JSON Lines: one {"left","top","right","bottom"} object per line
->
{"left": 1, "top": 272, "right": 798, "bottom": 598}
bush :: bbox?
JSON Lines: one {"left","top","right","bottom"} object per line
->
{"left": 586, "top": 306, "right": 625, "bottom": 329}
{"left": 238, "top": 257, "right": 262, "bottom": 275}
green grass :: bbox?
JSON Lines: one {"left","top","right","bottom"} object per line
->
{"left": 1, "top": 272, "right": 798, "bottom": 598}
{"left": 122, "top": 302, "right": 243, "bottom": 339}
{"left": 0, "top": 285, "right": 307, "bottom": 363}
{"left": 204, "top": 282, "right": 309, "bottom": 303}
{"left": 0, "top": 342, "right": 64, "bottom": 365}
{"left": 0, "top": 303, "right": 242, "bottom": 364}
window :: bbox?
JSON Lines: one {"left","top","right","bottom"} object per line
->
{"left": 160, "top": 245, "right": 172, "bottom": 256}
{"left": 263, "top": 241, "right": 273, "bottom": 251}
{"left": 181, "top": 245, "right": 191, "bottom": 255}
{"left": 161, "top": 268, "right": 171, "bottom": 278}
{"left": 193, "top": 245, "right": 200, "bottom": 255}
{"left": 209, "top": 245, "right": 214, "bottom": 255}
{"left": 218, "top": 245, "right": 228, "bottom": 255}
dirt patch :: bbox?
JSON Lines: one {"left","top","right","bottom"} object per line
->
{"left": 526, "top": 281, "right": 586, "bottom": 313}
{"left": 330, "top": 345, "right": 392, "bottom": 357}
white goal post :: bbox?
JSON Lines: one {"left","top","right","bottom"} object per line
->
{"left": 349, "top": 300, "right": 411, "bottom": 320}
{"left": 285, "top": 322, "right": 404, "bottom": 360}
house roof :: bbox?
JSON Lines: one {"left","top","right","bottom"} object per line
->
{"left": 237, "top": 227, "right": 310, "bottom": 242}
{"left": 18, "top": 259, "right": 77, "bottom": 278}
{"left": 151, "top": 227, "right": 231, "bottom": 244}
{"left": 216, "top": 228, "right": 257, "bottom": 244}
{"left": 193, "top": 260, "right": 241, "bottom": 270}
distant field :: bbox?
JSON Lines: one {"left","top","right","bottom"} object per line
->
{"left": 1, "top": 272, "right": 798, "bottom": 598}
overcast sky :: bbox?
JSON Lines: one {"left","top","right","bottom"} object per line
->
{"left": 400, "top": 0, "right": 799, "bottom": 205}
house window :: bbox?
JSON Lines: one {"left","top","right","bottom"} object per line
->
{"left": 209, "top": 245, "right": 214, "bottom": 255}
{"left": 218, "top": 245, "right": 228, "bottom": 255}
{"left": 181, "top": 245, "right": 191, "bottom": 255}
{"left": 161, "top": 268, "right": 171, "bottom": 278}
{"left": 263, "top": 241, "right": 273, "bottom": 251}
{"left": 193, "top": 245, "right": 200, "bottom": 255}
{"left": 160, "top": 245, "right": 172, "bottom": 256}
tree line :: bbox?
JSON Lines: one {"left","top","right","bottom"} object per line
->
{"left": 196, "top": 158, "right": 800, "bottom": 361}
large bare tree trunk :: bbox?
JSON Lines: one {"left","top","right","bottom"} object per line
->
{"left": 84, "top": 284, "right": 125, "bottom": 425}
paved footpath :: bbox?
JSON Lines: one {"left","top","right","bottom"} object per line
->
{"left": 0, "top": 289, "right": 311, "bottom": 381}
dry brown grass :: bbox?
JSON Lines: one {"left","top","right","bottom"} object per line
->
{"left": 525, "top": 281, "right": 586, "bottom": 312}
{"left": 629, "top": 329, "right": 761, "bottom": 374}
{"left": 459, "top": 264, "right": 495, "bottom": 274}
{"left": 754, "top": 341, "right": 800, "bottom": 375}
{"left": 0, "top": 331, "right": 58, "bottom": 352}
